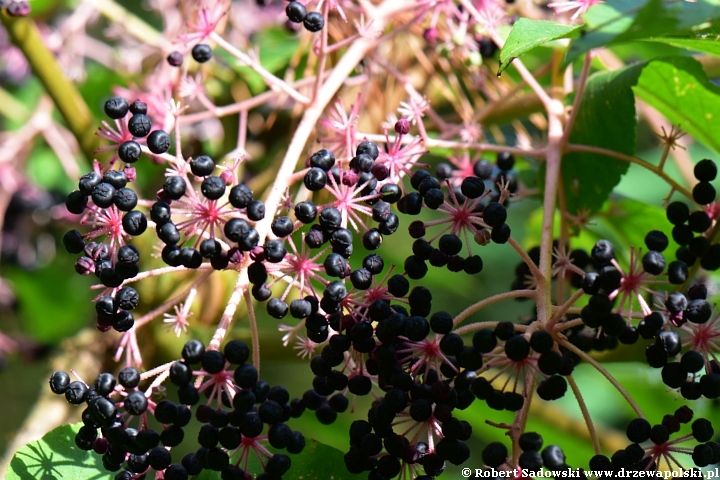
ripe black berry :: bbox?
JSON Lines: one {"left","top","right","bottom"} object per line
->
{"left": 63, "top": 230, "right": 85, "bottom": 254}
{"left": 147, "top": 130, "right": 170, "bottom": 154}
{"left": 472, "top": 159, "right": 493, "bottom": 179}
{"left": 491, "top": 223, "right": 511, "bottom": 244}
{"left": 692, "top": 418, "right": 715, "bottom": 442}
{"left": 50, "top": 371, "right": 71, "bottom": 394}
{"left": 200, "top": 350, "right": 226, "bottom": 375}
{"left": 694, "top": 159, "right": 717, "bottom": 182}
{"left": 642, "top": 250, "right": 665, "bottom": 275}
{"left": 537, "top": 375, "right": 567, "bottom": 400}
{"left": 125, "top": 391, "right": 149, "bottom": 415}
{"left": 589, "top": 240, "right": 614, "bottom": 268}
{"left": 224, "top": 340, "right": 249, "bottom": 365}
{"left": 118, "top": 366, "right": 140, "bottom": 388}
{"left": 122, "top": 211, "right": 148, "bottom": 236}
{"left": 247, "top": 200, "right": 265, "bottom": 221}
{"left": 201, "top": 176, "right": 226, "bottom": 200}
{"left": 684, "top": 299, "right": 711, "bottom": 324}
{"left": 192, "top": 44, "right": 213, "bottom": 63}
{"left": 542, "top": 445, "right": 565, "bottom": 470}
{"left": 91, "top": 183, "right": 115, "bottom": 209}
{"left": 319, "top": 207, "right": 342, "bottom": 231}
{"left": 666, "top": 201, "right": 690, "bottom": 225}
{"left": 380, "top": 183, "right": 402, "bottom": 203}
{"left": 657, "top": 330, "right": 682, "bottom": 356}
{"left": 397, "top": 192, "right": 423, "bottom": 215}
{"left": 693, "top": 181, "right": 716, "bottom": 205}
{"left": 128, "top": 114, "right": 152, "bottom": 137}
{"left": 65, "top": 381, "right": 89, "bottom": 404}
{"left": 294, "top": 201, "right": 317, "bottom": 223}
{"left": 285, "top": 1, "right": 307, "bottom": 22}
{"left": 530, "top": 330, "right": 554, "bottom": 353}
{"left": 460, "top": 176, "right": 485, "bottom": 198}
{"left": 310, "top": 149, "right": 335, "bottom": 170}
{"left": 190, "top": 155, "right": 215, "bottom": 177}
{"left": 438, "top": 234, "right": 462, "bottom": 255}
{"left": 116, "top": 286, "right": 139, "bottom": 310}
{"left": 267, "top": 298, "right": 289, "bottom": 319}
{"left": 158, "top": 222, "right": 181, "bottom": 244}
{"left": 644, "top": 230, "right": 669, "bottom": 252}
{"left": 271, "top": 216, "right": 294, "bottom": 237}
{"left": 163, "top": 176, "right": 187, "bottom": 200}
{"left": 483, "top": 202, "right": 507, "bottom": 228}
{"left": 497, "top": 151, "right": 515, "bottom": 170}
{"left": 103, "top": 170, "right": 127, "bottom": 189}
{"left": 129, "top": 100, "right": 147, "bottom": 115}
{"left": 303, "top": 12, "right": 325, "bottom": 32}
{"left": 104, "top": 96, "right": 129, "bottom": 119}
{"left": 114, "top": 187, "right": 138, "bottom": 211}
{"left": 78, "top": 172, "right": 102, "bottom": 195}
{"left": 66, "top": 191, "right": 88, "bottom": 215}
{"left": 482, "top": 442, "right": 507, "bottom": 468}
{"left": 667, "top": 260, "right": 689, "bottom": 284}
{"left": 519, "top": 432, "right": 543, "bottom": 452}
{"left": 304, "top": 167, "right": 327, "bottom": 191}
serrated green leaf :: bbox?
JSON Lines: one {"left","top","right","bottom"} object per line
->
{"left": 561, "top": 64, "right": 644, "bottom": 216}
{"left": 8, "top": 423, "right": 112, "bottom": 480}
{"left": 195, "top": 439, "right": 363, "bottom": 480}
{"left": 634, "top": 56, "right": 720, "bottom": 154}
{"left": 566, "top": 0, "right": 720, "bottom": 65}
{"left": 498, "top": 18, "right": 582, "bottom": 73}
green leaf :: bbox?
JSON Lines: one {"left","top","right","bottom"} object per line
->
{"left": 633, "top": 56, "right": 720, "bottom": 154}
{"left": 566, "top": 0, "right": 720, "bottom": 64}
{"left": 8, "top": 423, "right": 112, "bottom": 480}
{"left": 195, "top": 439, "right": 363, "bottom": 480}
{"left": 498, "top": 18, "right": 582, "bottom": 73}
{"left": 560, "top": 63, "right": 645, "bottom": 215}
{"left": 640, "top": 36, "right": 720, "bottom": 56}
{"left": 7, "top": 255, "right": 94, "bottom": 343}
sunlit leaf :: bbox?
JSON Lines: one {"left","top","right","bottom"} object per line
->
{"left": 499, "top": 18, "right": 582, "bottom": 73}
{"left": 8, "top": 423, "right": 112, "bottom": 480}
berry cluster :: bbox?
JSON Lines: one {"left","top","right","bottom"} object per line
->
{"left": 50, "top": 339, "right": 306, "bottom": 479}
{"left": 666, "top": 160, "right": 720, "bottom": 271}
{"left": 590, "top": 407, "right": 719, "bottom": 472}
{"left": 166, "top": 44, "right": 214, "bottom": 68}
{"left": 62, "top": 98, "right": 173, "bottom": 293}
{"left": 285, "top": 1, "right": 325, "bottom": 32}
{"left": 53, "top": 66, "right": 720, "bottom": 480}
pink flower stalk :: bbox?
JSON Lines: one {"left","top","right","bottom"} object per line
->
{"left": 547, "top": 0, "right": 603, "bottom": 20}
{"left": 178, "top": 1, "right": 229, "bottom": 46}
{"left": 319, "top": 98, "right": 362, "bottom": 159}
{"left": 374, "top": 127, "right": 427, "bottom": 184}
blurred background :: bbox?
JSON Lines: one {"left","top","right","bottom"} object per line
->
{"left": 1, "top": 0, "right": 720, "bottom": 478}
